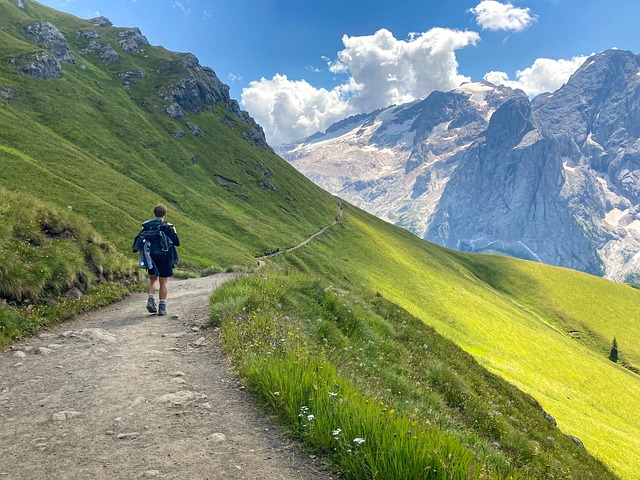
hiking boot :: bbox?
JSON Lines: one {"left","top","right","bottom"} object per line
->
{"left": 146, "top": 298, "right": 157, "bottom": 313}
{"left": 158, "top": 303, "right": 167, "bottom": 316}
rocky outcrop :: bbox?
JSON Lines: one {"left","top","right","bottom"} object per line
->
{"left": 80, "top": 40, "right": 120, "bottom": 64}
{"left": 22, "top": 22, "right": 73, "bottom": 64}
{"left": 165, "top": 103, "right": 185, "bottom": 119}
{"left": 89, "top": 16, "right": 112, "bottom": 27}
{"left": 117, "top": 28, "right": 149, "bottom": 54}
{"left": 160, "top": 70, "right": 229, "bottom": 114}
{"left": 76, "top": 30, "right": 98, "bottom": 40}
{"left": 0, "top": 86, "right": 20, "bottom": 101}
{"left": 119, "top": 70, "right": 145, "bottom": 90}
{"left": 10, "top": 0, "right": 25, "bottom": 9}
{"left": 12, "top": 52, "right": 62, "bottom": 79}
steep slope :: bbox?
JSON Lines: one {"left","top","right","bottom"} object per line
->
{"left": 0, "top": 0, "right": 339, "bottom": 270}
{"left": 277, "top": 206, "right": 640, "bottom": 478}
{"left": 282, "top": 52, "right": 640, "bottom": 282}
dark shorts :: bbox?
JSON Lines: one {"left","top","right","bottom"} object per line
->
{"left": 148, "top": 254, "right": 174, "bottom": 277}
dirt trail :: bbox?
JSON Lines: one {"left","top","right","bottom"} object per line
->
{"left": 0, "top": 274, "right": 335, "bottom": 480}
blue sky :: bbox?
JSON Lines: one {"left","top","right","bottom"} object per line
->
{"left": 37, "top": 0, "right": 640, "bottom": 144}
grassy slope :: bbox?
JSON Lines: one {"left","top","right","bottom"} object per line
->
{"left": 0, "top": 0, "right": 338, "bottom": 269}
{"left": 279, "top": 206, "right": 640, "bottom": 479}
{"left": 1, "top": 1, "right": 638, "bottom": 477}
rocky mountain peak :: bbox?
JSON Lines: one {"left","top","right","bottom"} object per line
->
{"left": 283, "top": 50, "right": 640, "bottom": 281}
{"left": 485, "top": 96, "right": 534, "bottom": 150}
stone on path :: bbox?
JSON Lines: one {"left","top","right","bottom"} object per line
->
{"left": 208, "top": 433, "right": 226, "bottom": 443}
{"left": 52, "top": 410, "right": 82, "bottom": 421}
{"left": 152, "top": 390, "right": 207, "bottom": 407}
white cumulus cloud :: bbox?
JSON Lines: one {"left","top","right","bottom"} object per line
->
{"left": 242, "top": 74, "right": 354, "bottom": 146}
{"left": 484, "top": 56, "right": 588, "bottom": 96}
{"left": 470, "top": 1, "right": 537, "bottom": 32}
{"left": 242, "top": 28, "right": 479, "bottom": 145}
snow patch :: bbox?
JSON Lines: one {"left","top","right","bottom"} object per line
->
{"left": 605, "top": 208, "right": 627, "bottom": 227}
{"left": 628, "top": 220, "right": 640, "bottom": 235}
{"left": 515, "top": 130, "right": 542, "bottom": 150}
{"left": 585, "top": 132, "right": 604, "bottom": 151}
{"left": 455, "top": 82, "right": 493, "bottom": 109}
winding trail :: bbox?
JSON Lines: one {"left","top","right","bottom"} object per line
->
{"left": 258, "top": 203, "right": 343, "bottom": 259}
{"left": 0, "top": 207, "right": 345, "bottom": 480}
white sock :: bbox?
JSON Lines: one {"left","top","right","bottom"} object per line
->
{"left": 148, "top": 294, "right": 155, "bottom": 300}
{"left": 159, "top": 299, "right": 166, "bottom": 305}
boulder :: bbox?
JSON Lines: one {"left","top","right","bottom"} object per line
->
{"left": 567, "top": 435, "right": 585, "bottom": 449}
{"left": 187, "top": 123, "right": 202, "bottom": 136}
{"left": 165, "top": 103, "right": 185, "bottom": 119}
{"left": 64, "top": 287, "right": 84, "bottom": 300}
{"left": 22, "top": 22, "right": 73, "bottom": 64}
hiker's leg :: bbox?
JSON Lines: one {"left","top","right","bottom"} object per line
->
{"left": 147, "top": 274, "right": 159, "bottom": 295}
{"left": 158, "top": 277, "right": 169, "bottom": 300}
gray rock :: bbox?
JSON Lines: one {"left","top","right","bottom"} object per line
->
{"left": 89, "top": 16, "right": 112, "bottom": 27}
{"left": 165, "top": 103, "right": 185, "bottom": 119}
{"left": 0, "top": 86, "right": 20, "bottom": 101}
{"left": 119, "top": 70, "right": 145, "bottom": 80}
{"left": 208, "top": 433, "right": 226, "bottom": 443}
{"left": 64, "top": 287, "right": 84, "bottom": 300}
{"left": 174, "top": 129, "right": 185, "bottom": 138}
{"left": 10, "top": 0, "right": 25, "bottom": 9}
{"left": 116, "top": 28, "right": 149, "bottom": 54}
{"left": 36, "top": 347, "right": 54, "bottom": 355}
{"left": 76, "top": 30, "right": 99, "bottom": 39}
{"left": 80, "top": 40, "right": 120, "bottom": 64}
{"left": 15, "top": 52, "right": 62, "bottom": 79}
{"left": 567, "top": 435, "right": 585, "bottom": 448}
{"left": 118, "top": 38, "right": 141, "bottom": 55}
{"left": 52, "top": 410, "right": 82, "bottom": 421}
{"left": 187, "top": 123, "right": 202, "bottom": 136}
{"left": 13, "top": 351, "right": 27, "bottom": 358}
{"left": 22, "top": 22, "right": 73, "bottom": 64}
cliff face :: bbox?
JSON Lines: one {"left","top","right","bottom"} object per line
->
{"left": 282, "top": 50, "right": 640, "bottom": 281}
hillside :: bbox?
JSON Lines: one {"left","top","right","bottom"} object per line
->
{"left": 1, "top": 1, "right": 638, "bottom": 478}
{"left": 215, "top": 206, "right": 639, "bottom": 478}
{"left": 0, "top": 0, "right": 339, "bottom": 269}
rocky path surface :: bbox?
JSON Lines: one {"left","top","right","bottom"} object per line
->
{"left": 0, "top": 274, "right": 335, "bottom": 480}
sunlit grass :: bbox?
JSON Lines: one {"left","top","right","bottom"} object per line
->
{"left": 212, "top": 268, "right": 613, "bottom": 479}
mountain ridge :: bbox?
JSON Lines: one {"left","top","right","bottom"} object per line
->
{"left": 281, "top": 50, "right": 640, "bottom": 282}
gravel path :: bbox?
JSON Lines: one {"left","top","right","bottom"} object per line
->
{"left": 0, "top": 274, "right": 335, "bottom": 480}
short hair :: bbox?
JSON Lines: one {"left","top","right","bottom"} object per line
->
{"left": 154, "top": 204, "right": 167, "bottom": 218}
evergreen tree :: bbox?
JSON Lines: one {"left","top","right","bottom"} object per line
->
{"left": 609, "top": 337, "right": 619, "bottom": 363}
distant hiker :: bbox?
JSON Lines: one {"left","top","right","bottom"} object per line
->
{"left": 132, "top": 204, "right": 180, "bottom": 316}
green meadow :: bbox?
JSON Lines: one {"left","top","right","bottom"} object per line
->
{"left": 286, "top": 208, "right": 640, "bottom": 478}
{"left": 1, "top": 1, "right": 638, "bottom": 478}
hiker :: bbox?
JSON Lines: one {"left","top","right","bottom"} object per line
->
{"left": 132, "top": 204, "right": 180, "bottom": 316}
